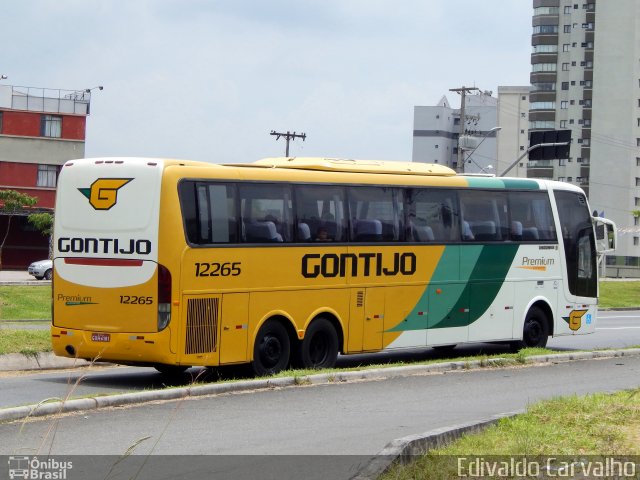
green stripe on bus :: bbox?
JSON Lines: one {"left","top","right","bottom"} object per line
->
{"left": 430, "top": 244, "right": 520, "bottom": 329}
{"left": 465, "top": 177, "right": 539, "bottom": 190}
{"left": 390, "top": 244, "right": 520, "bottom": 332}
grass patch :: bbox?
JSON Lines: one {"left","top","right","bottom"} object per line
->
{"left": 599, "top": 281, "right": 640, "bottom": 308}
{"left": 0, "top": 285, "right": 50, "bottom": 320}
{"left": 382, "top": 388, "right": 640, "bottom": 480}
{"left": 0, "top": 329, "right": 51, "bottom": 355}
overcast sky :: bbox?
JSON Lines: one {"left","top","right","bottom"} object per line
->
{"left": 3, "top": 1, "right": 532, "bottom": 164}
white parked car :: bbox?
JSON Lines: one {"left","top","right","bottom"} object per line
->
{"left": 27, "top": 259, "right": 53, "bottom": 280}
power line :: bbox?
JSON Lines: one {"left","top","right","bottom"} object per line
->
{"left": 449, "top": 86, "right": 479, "bottom": 173}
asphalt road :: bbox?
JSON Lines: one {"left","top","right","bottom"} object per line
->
{"left": 0, "top": 311, "right": 638, "bottom": 411}
{"left": 1, "top": 355, "right": 639, "bottom": 479}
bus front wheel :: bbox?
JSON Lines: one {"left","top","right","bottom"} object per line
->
{"left": 513, "top": 306, "right": 549, "bottom": 350}
{"left": 296, "top": 318, "right": 339, "bottom": 369}
{"left": 252, "top": 320, "right": 291, "bottom": 376}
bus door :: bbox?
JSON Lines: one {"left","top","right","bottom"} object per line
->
{"left": 179, "top": 294, "right": 221, "bottom": 366}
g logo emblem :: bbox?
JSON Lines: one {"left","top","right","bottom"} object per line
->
{"left": 568, "top": 309, "right": 588, "bottom": 331}
{"left": 78, "top": 178, "right": 132, "bottom": 210}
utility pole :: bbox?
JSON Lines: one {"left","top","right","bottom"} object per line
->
{"left": 449, "top": 86, "right": 479, "bottom": 173}
{"left": 270, "top": 130, "right": 306, "bottom": 157}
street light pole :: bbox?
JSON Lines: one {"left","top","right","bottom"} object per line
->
{"left": 499, "top": 142, "right": 569, "bottom": 177}
{"left": 464, "top": 126, "right": 501, "bottom": 174}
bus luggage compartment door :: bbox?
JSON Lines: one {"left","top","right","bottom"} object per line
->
{"left": 348, "top": 287, "right": 385, "bottom": 352}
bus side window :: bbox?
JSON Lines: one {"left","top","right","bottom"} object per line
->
{"left": 508, "top": 191, "right": 557, "bottom": 242}
{"left": 178, "top": 181, "right": 237, "bottom": 245}
{"left": 459, "top": 190, "right": 507, "bottom": 242}
{"left": 294, "top": 185, "right": 347, "bottom": 242}
{"left": 239, "top": 183, "right": 293, "bottom": 243}
{"left": 349, "top": 186, "right": 403, "bottom": 242}
{"left": 406, "top": 188, "right": 459, "bottom": 243}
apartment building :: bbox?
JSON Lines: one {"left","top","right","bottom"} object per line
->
{"left": 0, "top": 84, "right": 92, "bottom": 268}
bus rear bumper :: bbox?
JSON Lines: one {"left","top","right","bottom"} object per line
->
{"left": 51, "top": 326, "right": 178, "bottom": 366}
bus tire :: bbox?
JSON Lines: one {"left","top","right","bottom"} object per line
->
{"left": 252, "top": 320, "right": 291, "bottom": 376}
{"left": 297, "top": 318, "right": 339, "bottom": 369}
{"left": 154, "top": 364, "right": 189, "bottom": 376}
{"left": 432, "top": 344, "right": 457, "bottom": 354}
{"left": 513, "top": 306, "right": 549, "bottom": 350}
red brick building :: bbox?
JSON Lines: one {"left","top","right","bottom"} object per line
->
{"left": 0, "top": 85, "right": 93, "bottom": 268}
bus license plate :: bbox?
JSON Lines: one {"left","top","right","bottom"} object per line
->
{"left": 91, "top": 333, "right": 110, "bottom": 342}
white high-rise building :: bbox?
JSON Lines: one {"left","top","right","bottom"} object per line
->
{"left": 412, "top": 92, "right": 499, "bottom": 175}
{"left": 412, "top": 89, "right": 530, "bottom": 177}
{"left": 530, "top": 0, "right": 640, "bottom": 258}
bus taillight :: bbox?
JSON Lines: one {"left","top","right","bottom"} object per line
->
{"left": 158, "top": 263, "right": 172, "bottom": 331}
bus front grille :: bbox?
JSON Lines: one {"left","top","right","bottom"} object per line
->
{"left": 185, "top": 297, "right": 219, "bottom": 354}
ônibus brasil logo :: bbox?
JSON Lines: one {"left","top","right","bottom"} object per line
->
{"left": 78, "top": 178, "right": 132, "bottom": 210}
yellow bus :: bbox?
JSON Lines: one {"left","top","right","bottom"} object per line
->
{"left": 51, "top": 157, "right": 616, "bottom": 375}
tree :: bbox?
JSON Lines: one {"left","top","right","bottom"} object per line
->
{"left": 0, "top": 190, "right": 38, "bottom": 270}
{"left": 27, "top": 212, "right": 53, "bottom": 236}
{"left": 28, "top": 212, "right": 54, "bottom": 259}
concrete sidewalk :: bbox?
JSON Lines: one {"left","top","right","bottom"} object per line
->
{"left": 0, "top": 351, "right": 94, "bottom": 371}
{"left": 0, "top": 269, "right": 49, "bottom": 285}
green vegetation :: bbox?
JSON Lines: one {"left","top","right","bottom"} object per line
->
{"left": 0, "top": 286, "right": 50, "bottom": 320}
{"left": 382, "top": 388, "right": 640, "bottom": 480}
{"left": 599, "top": 281, "right": 640, "bottom": 309}
{"left": 0, "top": 329, "right": 51, "bottom": 355}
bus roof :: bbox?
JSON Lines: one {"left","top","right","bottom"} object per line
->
{"left": 233, "top": 157, "right": 457, "bottom": 177}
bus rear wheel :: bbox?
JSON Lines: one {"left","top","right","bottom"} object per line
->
{"left": 512, "top": 306, "right": 549, "bottom": 350}
{"left": 297, "top": 318, "right": 339, "bottom": 369}
{"left": 252, "top": 320, "right": 291, "bottom": 376}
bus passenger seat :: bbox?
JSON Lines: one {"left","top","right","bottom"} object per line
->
{"left": 413, "top": 225, "right": 435, "bottom": 242}
{"left": 355, "top": 219, "right": 382, "bottom": 241}
{"left": 246, "top": 221, "right": 283, "bottom": 242}
{"left": 523, "top": 227, "right": 539, "bottom": 240}
{"left": 511, "top": 221, "right": 523, "bottom": 241}
{"left": 297, "top": 222, "right": 311, "bottom": 242}
{"left": 462, "top": 221, "right": 474, "bottom": 241}
{"left": 471, "top": 221, "right": 497, "bottom": 241}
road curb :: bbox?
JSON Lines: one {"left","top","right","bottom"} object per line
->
{"left": 352, "top": 411, "right": 523, "bottom": 480}
{"left": 1, "top": 348, "right": 639, "bottom": 425}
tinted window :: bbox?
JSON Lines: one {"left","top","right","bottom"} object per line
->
{"left": 406, "top": 188, "right": 460, "bottom": 242}
{"left": 554, "top": 190, "right": 597, "bottom": 297}
{"left": 179, "top": 181, "right": 237, "bottom": 244}
{"left": 459, "top": 190, "right": 508, "bottom": 242}
{"left": 240, "top": 183, "right": 293, "bottom": 243}
{"left": 295, "top": 185, "right": 347, "bottom": 242}
{"left": 349, "top": 187, "right": 404, "bottom": 242}
{"left": 508, "top": 191, "right": 557, "bottom": 241}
